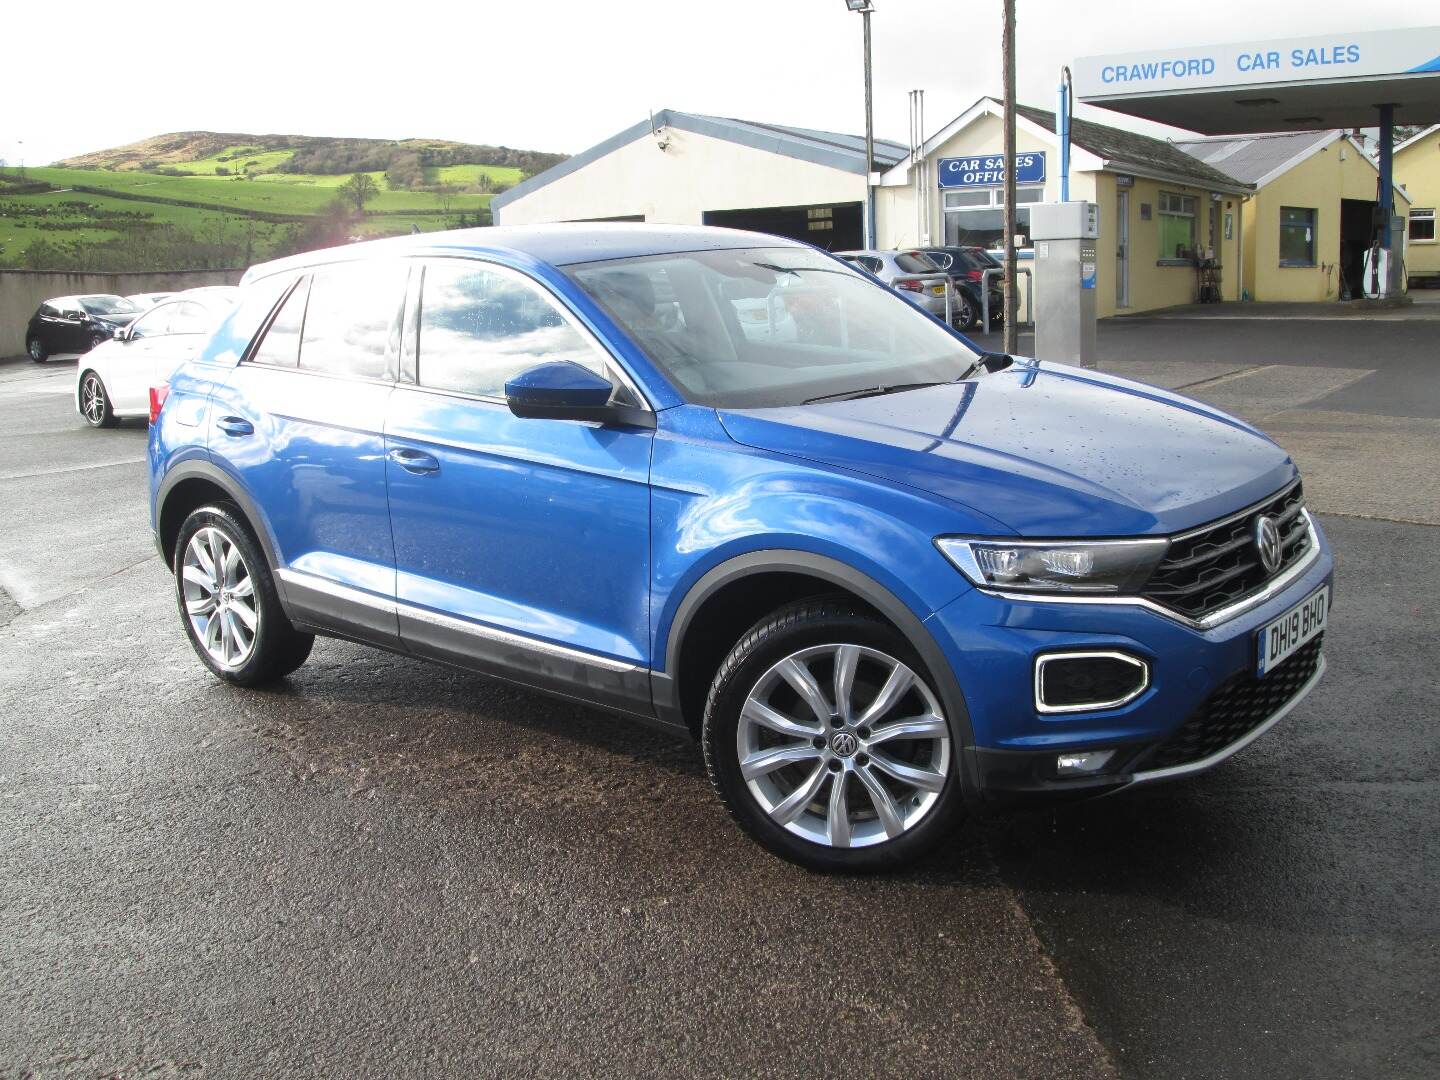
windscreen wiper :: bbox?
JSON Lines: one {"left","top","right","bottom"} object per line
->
{"left": 804, "top": 381, "right": 946, "bottom": 404}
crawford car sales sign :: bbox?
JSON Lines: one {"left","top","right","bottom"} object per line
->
{"left": 938, "top": 152, "right": 1046, "bottom": 189}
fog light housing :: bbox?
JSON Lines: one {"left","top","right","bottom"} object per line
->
{"left": 1035, "top": 651, "right": 1149, "bottom": 714}
{"left": 1055, "top": 749, "right": 1117, "bottom": 775}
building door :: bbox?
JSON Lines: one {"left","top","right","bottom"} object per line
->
{"left": 1115, "top": 191, "right": 1130, "bottom": 309}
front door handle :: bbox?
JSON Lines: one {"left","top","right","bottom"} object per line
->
{"left": 388, "top": 447, "right": 440, "bottom": 475}
{"left": 216, "top": 415, "right": 254, "bottom": 437}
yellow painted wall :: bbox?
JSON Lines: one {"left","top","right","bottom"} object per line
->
{"left": 1395, "top": 128, "right": 1440, "bottom": 279}
{"left": 496, "top": 126, "right": 866, "bottom": 226}
{"left": 1242, "top": 139, "right": 1411, "bottom": 301}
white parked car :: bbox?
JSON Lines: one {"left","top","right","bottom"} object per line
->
{"left": 75, "top": 288, "right": 239, "bottom": 428}
{"left": 126, "top": 291, "right": 176, "bottom": 309}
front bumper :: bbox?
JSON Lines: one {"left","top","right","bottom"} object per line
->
{"left": 929, "top": 517, "right": 1335, "bottom": 804}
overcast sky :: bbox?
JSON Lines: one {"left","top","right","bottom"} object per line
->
{"left": 4, "top": 0, "right": 1429, "bottom": 166}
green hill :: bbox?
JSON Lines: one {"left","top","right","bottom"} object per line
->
{"left": 0, "top": 130, "right": 565, "bottom": 271}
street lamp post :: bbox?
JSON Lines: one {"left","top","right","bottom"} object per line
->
{"left": 845, "top": 0, "right": 876, "bottom": 249}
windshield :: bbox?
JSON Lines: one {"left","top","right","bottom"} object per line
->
{"left": 79, "top": 295, "right": 141, "bottom": 316}
{"left": 566, "top": 247, "right": 980, "bottom": 409}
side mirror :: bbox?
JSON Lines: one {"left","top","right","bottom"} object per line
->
{"left": 504, "top": 361, "right": 652, "bottom": 428}
{"left": 114, "top": 325, "right": 132, "bottom": 342}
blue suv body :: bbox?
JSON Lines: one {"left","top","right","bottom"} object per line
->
{"left": 150, "top": 225, "right": 1332, "bottom": 869}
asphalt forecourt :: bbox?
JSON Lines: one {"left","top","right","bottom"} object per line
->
{"left": 2, "top": 311, "right": 1435, "bottom": 1076}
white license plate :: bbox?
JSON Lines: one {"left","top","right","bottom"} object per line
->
{"left": 1257, "top": 585, "right": 1328, "bottom": 676}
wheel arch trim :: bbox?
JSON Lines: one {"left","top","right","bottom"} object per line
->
{"left": 657, "top": 549, "right": 978, "bottom": 759}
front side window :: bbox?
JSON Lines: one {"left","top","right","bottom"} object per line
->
{"left": 300, "top": 262, "right": 407, "bottom": 380}
{"left": 1410, "top": 208, "right": 1436, "bottom": 243}
{"left": 567, "top": 246, "right": 980, "bottom": 410}
{"left": 1158, "top": 192, "right": 1198, "bottom": 260}
{"left": 170, "top": 302, "right": 212, "bottom": 335}
{"left": 417, "top": 260, "right": 613, "bottom": 399}
{"left": 130, "top": 304, "right": 175, "bottom": 339}
{"left": 1279, "top": 206, "right": 1317, "bottom": 267}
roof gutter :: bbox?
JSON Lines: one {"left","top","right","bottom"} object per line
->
{"left": 1100, "top": 159, "right": 1253, "bottom": 196}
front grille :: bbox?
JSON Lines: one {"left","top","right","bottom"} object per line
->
{"left": 1141, "top": 482, "right": 1310, "bottom": 621}
{"left": 1141, "top": 634, "right": 1323, "bottom": 771}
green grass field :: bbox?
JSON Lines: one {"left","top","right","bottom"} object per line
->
{"left": 0, "top": 158, "right": 511, "bottom": 268}
{"left": 164, "top": 145, "right": 298, "bottom": 175}
{"left": 19, "top": 166, "right": 497, "bottom": 216}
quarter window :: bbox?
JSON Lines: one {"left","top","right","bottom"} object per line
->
{"left": 1410, "top": 208, "right": 1436, "bottom": 243}
{"left": 250, "top": 278, "right": 309, "bottom": 368}
{"left": 300, "top": 262, "right": 407, "bottom": 380}
{"left": 1279, "top": 206, "right": 1317, "bottom": 267}
{"left": 416, "top": 261, "right": 612, "bottom": 399}
{"left": 1158, "top": 192, "right": 1198, "bottom": 261}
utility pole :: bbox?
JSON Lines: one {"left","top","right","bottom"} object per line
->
{"left": 1002, "top": 0, "right": 1018, "bottom": 354}
{"left": 845, "top": 2, "right": 877, "bottom": 248}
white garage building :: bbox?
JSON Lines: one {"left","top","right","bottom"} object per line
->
{"left": 491, "top": 109, "right": 906, "bottom": 251}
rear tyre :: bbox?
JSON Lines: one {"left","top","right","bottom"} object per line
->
{"left": 174, "top": 503, "right": 314, "bottom": 686}
{"left": 79, "top": 370, "right": 117, "bottom": 428}
{"left": 953, "top": 292, "right": 978, "bottom": 330}
{"left": 27, "top": 336, "right": 46, "bottom": 363}
{"left": 702, "top": 598, "right": 963, "bottom": 871}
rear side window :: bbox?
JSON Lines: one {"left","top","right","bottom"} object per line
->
{"left": 300, "top": 263, "right": 407, "bottom": 380}
{"left": 417, "top": 261, "right": 608, "bottom": 399}
{"left": 926, "top": 251, "right": 954, "bottom": 270}
{"left": 250, "top": 279, "right": 309, "bottom": 368}
{"left": 895, "top": 252, "right": 939, "bottom": 273}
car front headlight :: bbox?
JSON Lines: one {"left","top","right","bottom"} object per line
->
{"left": 936, "top": 537, "right": 1168, "bottom": 595}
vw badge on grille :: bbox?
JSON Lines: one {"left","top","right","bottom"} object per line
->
{"left": 1254, "top": 514, "right": 1282, "bottom": 574}
{"left": 830, "top": 731, "right": 858, "bottom": 757}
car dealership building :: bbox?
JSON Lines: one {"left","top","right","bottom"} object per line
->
{"left": 493, "top": 103, "right": 1250, "bottom": 318}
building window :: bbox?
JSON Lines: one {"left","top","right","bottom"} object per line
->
{"left": 1411, "top": 208, "right": 1437, "bottom": 243}
{"left": 942, "top": 186, "right": 1043, "bottom": 248}
{"left": 1279, "top": 206, "right": 1317, "bottom": 267}
{"left": 1157, "top": 192, "right": 1197, "bottom": 261}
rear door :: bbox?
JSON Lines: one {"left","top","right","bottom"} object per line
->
{"left": 207, "top": 261, "right": 408, "bottom": 646}
{"left": 384, "top": 258, "right": 654, "bottom": 712}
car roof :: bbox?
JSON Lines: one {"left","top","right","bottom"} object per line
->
{"left": 242, "top": 223, "right": 811, "bottom": 284}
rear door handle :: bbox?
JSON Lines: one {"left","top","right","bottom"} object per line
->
{"left": 388, "top": 447, "right": 440, "bottom": 475}
{"left": 216, "top": 415, "right": 254, "bottom": 437}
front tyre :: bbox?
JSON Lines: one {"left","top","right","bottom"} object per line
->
{"left": 27, "top": 336, "right": 47, "bottom": 363}
{"left": 703, "top": 599, "right": 962, "bottom": 871}
{"left": 79, "top": 370, "right": 116, "bottom": 428}
{"left": 174, "top": 503, "right": 314, "bottom": 685}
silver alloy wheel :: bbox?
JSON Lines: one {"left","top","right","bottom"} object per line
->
{"left": 181, "top": 526, "right": 258, "bottom": 669}
{"left": 737, "top": 643, "right": 951, "bottom": 849}
{"left": 28, "top": 338, "right": 43, "bottom": 360}
{"left": 81, "top": 374, "right": 106, "bottom": 425}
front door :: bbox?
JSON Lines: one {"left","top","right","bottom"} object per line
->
{"left": 384, "top": 258, "right": 654, "bottom": 713}
{"left": 1116, "top": 191, "right": 1130, "bottom": 309}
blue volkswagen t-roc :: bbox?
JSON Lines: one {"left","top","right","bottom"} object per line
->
{"left": 149, "top": 225, "right": 1332, "bottom": 870}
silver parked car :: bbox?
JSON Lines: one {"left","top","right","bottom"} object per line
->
{"left": 836, "top": 249, "right": 954, "bottom": 322}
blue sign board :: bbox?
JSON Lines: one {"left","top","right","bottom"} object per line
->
{"left": 938, "top": 152, "right": 1046, "bottom": 189}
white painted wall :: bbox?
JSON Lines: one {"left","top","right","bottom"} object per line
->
{"left": 496, "top": 126, "right": 867, "bottom": 226}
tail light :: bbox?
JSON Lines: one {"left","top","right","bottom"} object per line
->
{"left": 895, "top": 278, "right": 923, "bottom": 292}
{"left": 148, "top": 383, "right": 170, "bottom": 425}
{"left": 964, "top": 268, "right": 984, "bottom": 281}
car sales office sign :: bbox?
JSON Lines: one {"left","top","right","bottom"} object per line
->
{"left": 938, "top": 152, "right": 1046, "bottom": 190}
